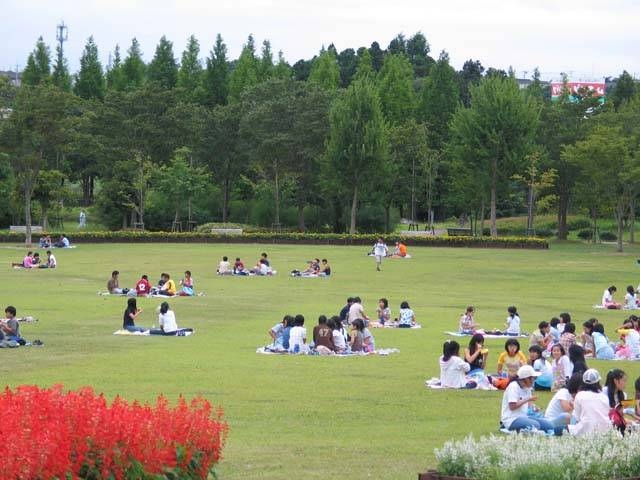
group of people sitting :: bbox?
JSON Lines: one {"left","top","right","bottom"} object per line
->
{"left": 370, "top": 297, "right": 417, "bottom": 327}
{"left": 290, "top": 258, "right": 331, "bottom": 277}
{"left": 217, "top": 253, "right": 275, "bottom": 276}
{"left": 38, "top": 234, "right": 71, "bottom": 248}
{"left": 439, "top": 338, "right": 639, "bottom": 435}
{"left": 107, "top": 270, "right": 195, "bottom": 297}
{"left": 121, "top": 298, "right": 192, "bottom": 336}
{"left": 602, "top": 285, "right": 640, "bottom": 310}
{"left": 458, "top": 305, "right": 523, "bottom": 336}
{"left": 12, "top": 250, "right": 57, "bottom": 269}
{"left": 267, "top": 313, "right": 376, "bottom": 355}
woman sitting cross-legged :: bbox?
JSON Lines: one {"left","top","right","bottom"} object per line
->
{"left": 500, "top": 365, "right": 563, "bottom": 435}
{"left": 150, "top": 302, "right": 192, "bottom": 336}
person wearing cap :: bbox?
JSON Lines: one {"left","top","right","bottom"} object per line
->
{"left": 568, "top": 368, "right": 612, "bottom": 436}
{"left": 500, "top": 365, "right": 560, "bottom": 434}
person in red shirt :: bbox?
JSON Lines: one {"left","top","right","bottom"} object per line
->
{"left": 135, "top": 274, "right": 151, "bottom": 297}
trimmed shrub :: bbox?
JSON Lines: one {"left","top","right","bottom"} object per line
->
{"left": 567, "top": 217, "right": 591, "bottom": 230}
{"left": 577, "top": 228, "right": 593, "bottom": 240}
{"left": 599, "top": 231, "right": 617, "bottom": 241}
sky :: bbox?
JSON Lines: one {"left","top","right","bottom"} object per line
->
{"left": 1, "top": 0, "right": 639, "bottom": 82}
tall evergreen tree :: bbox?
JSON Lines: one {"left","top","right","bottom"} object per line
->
{"left": 387, "top": 34, "right": 406, "bottom": 56}
{"left": 419, "top": 51, "right": 460, "bottom": 149}
{"left": 258, "top": 40, "right": 274, "bottom": 80}
{"left": 325, "top": 77, "right": 389, "bottom": 233}
{"left": 105, "top": 44, "right": 126, "bottom": 91}
{"left": 611, "top": 70, "right": 637, "bottom": 110}
{"left": 22, "top": 36, "right": 51, "bottom": 86}
{"left": 228, "top": 34, "right": 259, "bottom": 102}
{"left": 147, "top": 35, "right": 178, "bottom": 89}
{"left": 122, "top": 38, "right": 146, "bottom": 89}
{"left": 273, "top": 51, "right": 292, "bottom": 79}
{"left": 74, "top": 36, "right": 105, "bottom": 100}
{"left": 354, "top": 49, "right": 374, "bottom": 81}
{"left": 369, "top": 41, "right": 385, "bottom": 72}
{"left": 407, "top": 32, "right": 433, "bottom": 77}
{"left": 308, "top": 48, "right": 340, "bottom": 91}
{"left": 177, "top": 35, "right": 204, "bottom": 101}
{"left": 377, "top": 54, "right": 416, "bottom": 124}
{"left": 203, "top": 34, "right": 229, "bottom": 106}
{"left": 458, "top": 59, "right": 484, "bottom": 107}
{"left": 337, "top": 48, "right": 358, "bottom": 88}
{"left": 51, "top": 44, "right": 71, "bottom": 91}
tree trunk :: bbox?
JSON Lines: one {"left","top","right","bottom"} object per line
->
{"left": 349, "top": 184, "right": 358, "bottom": 234}
{"left": 490, "top": 159, "right": 497, "bottom": 236}
{"left": 480, "top": 196, "right": 486, "bottom": 237}
{"left": 42, "top": 210, "right": 48, "bottom": 231}
{"left": 274, "top": 162, "right": 280, "bottom": 227}
{"left": 24, "top": 189, "right": 33, "bottom": 247}
{"left": 222, "top": 178, "right": 230, "bottom": 223}
{"left": 527, "top": 183, "right": 534, "bottom": 235}
{"left": 297, "top": 204, "right": 305, "bottom": 232}
{"left": 557, "top": 193, "right": 569, "bottom": 240}
{"left": 630, "top": 197, "right": 636, "bottom": 244}
{"left": 616, "top": 202, "right": 624, "bottom": 252}
{"left": 384, "top": 204, "right": 391, "bottom": 233}
{"left": 333, "top": 198, "right": 343, "bottom": 232}
{"left": 122, "top": 213, "right": 127, "bottom": 229}
{"left": 82, "top": 175, "right": 91, "bottom": 206}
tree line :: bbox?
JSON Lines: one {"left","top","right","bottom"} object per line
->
{"left": 0, "top": 32, "right": 638, "bottom": 250}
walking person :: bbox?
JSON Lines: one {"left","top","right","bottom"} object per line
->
{"left": 373, "top": 238, "right": 388, "bottom": 272}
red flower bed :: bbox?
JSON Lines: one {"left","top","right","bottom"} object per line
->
{"left": 0, "top": 385, "right": 228, "bottom": 479}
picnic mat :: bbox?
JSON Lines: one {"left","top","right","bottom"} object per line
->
{"left": 113, "top": 329, "right": 193, "bottom": 336}
{"left": 372, "top": 323, "right": 422, "bottom": 329}
{"left": 444, "top": 331, "right": 528, "bottom": 339}
{"left": 256, "top": 346, "right": 399, "bottom": 356}
{"left": 425, "top": 376, "right": 497, "bottom": 391}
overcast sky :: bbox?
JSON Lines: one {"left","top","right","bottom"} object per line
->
{"left": 2, "top": 0, "right": 639, "bottom": 81}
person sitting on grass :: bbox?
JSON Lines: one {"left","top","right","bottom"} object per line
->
{"left": 53, "top": 234, "right": 70, "bottom": 248}
{"left": 1, "top": 306, "right": 26, "bottom": 345}
{"left": 500, "top": 365, "right": 561, "bottom": 434}
{"left": 107, "top": 270, "right": 126, "bottom": 295}
{"left": 459, "top": 306, "right": 479, "bottom": 334}
{"left": 568, "top": 369, "right": 612, "bottom": 436}
{"left": 217, "top": 256, "right": 232, "bottom": 275}
{"left": 135, "top": 274, "right": 151, "bottom": 297}
{"left": 268, "top": 315, "right": 290, "bottom": 350}
{"left": 568, "top": 344, "right": 589, "bottom": 377}
{"left": 313, "top": 315, "right": 335, "bottom": 353}
{"left": 376, "top": 298, "right": 391, "bottom": 326}
{"left": 233, "top": 257, "right": 248, "bottom": 275}
{"left": 529, "top": 321, "right": 551, "bottom": 350}
{"left": 329, "top": 316, "right": 348, "bottom": 354}
{"left": 549, "top": 317, "right": 561, "bottom": 343}
{"left": 544, "top": 373, "right": 582, "bottom": 429}
{"left": 390, "top": 241, "right": 408, "bottom": 258}
{"left": 340, "top": 297, "right": 354, "bottom": 324}
{"left": 122, "top": 298, "right": 145, "bottom": 333}
{"left": 39, "top": 250, "right": 57, "bottom": 269}
{"left": 348, "top": 297, "right": 370, "bottom": 325}
{"left": 624, "top": 285, "right": 638, "bottom": 310}
{"left": 505, "top": 306, "right": 521, "bottom": 336}
{"left": 349, "top": 318, "right": 365, "bottom": 353}
{"left": 31, "top": 252, "right": 41, "bottom": 267}
{"left": 464, "top": 333, "right": 489, "bottom": 374}
{"left": 319, "top": 259, "right": 331, "bottom": 276}
{"left": 497, "top": 338, "right": 527, "bottom": 379}
{"left": 158, "top": 273, "right": 176, "bottom": 296}
{"left": 363, "top": 323, "right": 375, "bottom": 352}
{"left": 398, "top": 301, "right": 416, "bottom": 328}
{"left": 559, "top": 322, "right": 577, "bottom": 353}
{"left": 12, "top": 251, "right": 35, "bottom": 269}
{"left": 581, "top": 319, "right": 596, "bottom": 358}
{"left": 529, "top": 345, "right": 552, "bottom": 391}
{"left": 593, "top": 322, "right": 616, "bottom": 360}
{"left": 439, "top": 340, "right": 473, "bottom": 389}
{"left": 288, "top": 314, "right": 308, "bottom": 354}
{"left": 251, "top": 260, "right": 269, "bottom": 276}
{"left": 178, "top": 270, "right": 195, "bottom": 296}
{"left": 149, "top": 302, "right": 182, "bottom": 335}
{"left": 39, "top": 235, "right": 51, "bottom": 248}
{"left": 602, "top": 285, "right": 622, "bottom": 309}
{"left": 551, "top": 343, "right": 573, "bottom": 391}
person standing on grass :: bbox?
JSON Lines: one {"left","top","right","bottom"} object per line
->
{"left": 373, "top": 238, "right": 388, "bottom": 271}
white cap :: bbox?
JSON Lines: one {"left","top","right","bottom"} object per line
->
{"left": 583, "top": 368, "right": 601, "bottom": 385}
{"left": 517, "top": 365, "right": 541, "bottom": 379}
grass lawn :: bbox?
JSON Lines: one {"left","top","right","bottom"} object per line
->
{"left": 2, "top": 240, "right": 640, "bottom": 479}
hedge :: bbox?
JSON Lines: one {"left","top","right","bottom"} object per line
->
{"left": 0, "top": 231, "right": 549, "bottom": 249}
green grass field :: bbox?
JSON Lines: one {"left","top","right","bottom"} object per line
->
{"left": 2, "top": 240, "right": 640, "bottom": 479}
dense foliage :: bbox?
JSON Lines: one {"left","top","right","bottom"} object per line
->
{"left": 0, "top": 32, "right": 638, "bottom": 249}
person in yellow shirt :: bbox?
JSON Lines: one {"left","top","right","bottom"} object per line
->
{"left": 159, "top": 273, "right": 176, "bottom": 296}
{"left": 497, "top": 338, "right": 527, "bottom": 378}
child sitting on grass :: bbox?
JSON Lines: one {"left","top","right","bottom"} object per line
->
{"left": 288, "top": 314, "right": 307, "bottom": 354}
{"left": 551, "top": 343, "right": 572, "bottom": 391}
{"left": 313, "top": 315, "right": 335, "bottom": 353}
{"left": 269, "top": 315, "right": 292, "bottom": 350}
{"left": 350, "top": 319, "right": 365, "bottom": 352}
{"left": 528, "top": 345, "right": 552, "bottom": 391}
{"left": 459, "top": 306, "right": 479, "bottom": 334}
{"left": 178, "top": 270, "right": 195, "bottom": 296}
{"left": 593, "top": 322, "right": 616, "bottom": 360}
{"left": 329, "top": 316, "right": 348, "bottom": 354}
{"left": 464, "top": 333, "right": 488, "bottom": 373}
{"left": 497, "top": 338, "right": 527, "bottom": 378}
{"left": 439, "top": 340, "right": 473, "bottom": 389}
{"left": 529, "top": 321, "right": 551, "bottom": 350}
{"left": 1, "top": 306, "right": 26, "bottom": 345}
{"left": 505, "top": 306, "right": 521, "bottom": 336}
{"left": 122, "top": 298, "right": 145, "bottom": 333}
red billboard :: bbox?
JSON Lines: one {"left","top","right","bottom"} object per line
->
{"left": 551, "top": 81, "right": 606, "bottom": 98}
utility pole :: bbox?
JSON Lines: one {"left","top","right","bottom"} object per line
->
{"left": 56, "top": 20, "right": 68, "bottom": 56}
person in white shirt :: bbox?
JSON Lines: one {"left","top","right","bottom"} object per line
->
{"left": 624, "top": 285, "right": 638, "bottom": 310}
{"left": 500, "top": 365, "right": 560, "bottom": 434}
{"left": 439, "top": 340, "right": 471, "bottom": 388}
{"left": 505, "top": 306, "right": 521, "bottom": 335}
{"left": 372, "top": 238, "right": 388, "bottom": 271}
{"left": 288, "top": 314, "right": 308, "bottom": 353}
{"left": 602, "top": 286, "right": 621, "bottom": 309}
{"left": 348, "top": 297, "right": 369, "bottom": 324}
{"left": 329, "top": 316, "right": 348, "bottom": 353}
{"left": 150, "top": 302, "right": 178, "bottom": 335}
{"left": 545, "top": 373, "right": 581, "bottom": 427}
{"left": 217, "top": 256, "right": 232, "bottom": 275}
{"left": 568, "top": 369, "right": 612, "bottom": 436}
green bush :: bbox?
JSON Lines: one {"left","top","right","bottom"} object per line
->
{"left": 599, "top": 231, "right": 617, "bottom": 241}
{"left": 567, "top": 217, "right": 591, "bottom": 230}
{"left": 577, "top": 228, "right": 593, "bottom": 240}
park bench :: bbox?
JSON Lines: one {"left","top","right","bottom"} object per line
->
{"left": 447, "top": 227, "right": 472, "bottom": 237}
{"left": 211, "top": 228, "right": 243, "bottom": 235}
{"left": 10, "top": 225, "right": 43, "bottom": 234}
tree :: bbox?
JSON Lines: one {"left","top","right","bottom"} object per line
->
{"left": 228, "top": 35, "right": 259, "bottom": 102}
{"left": 354, "top": 48, "right": 374, "bottom": 81}
{"left": 0, "top": 76, "right": 17, "bottom": 108}
{"left": 52, "top": 44, "right": 71, "bottom": 92}
{"left": 33, "top": 169, "right": 67, "bottom": 230}
{"left": 377, "top": 54, "right": 416, "bottom": 124}
{"left": 387, "top": 34, "right": 406, "bottom": 56}
{"left": 74, "top": 36, "right": 105, "bottom": 101}
{"left": 337, "top": 48, "right": 358, "bottom": 88}
{"left": 273, "top": 51, "right": 292, "bottom": 80}
{"left": 407, "top": 32, "right": 433, "bottom": 77}
{"left": 258, "top": 40, "right": 274, "bottom": 80}
{"left": 419, "top": 51, "right": 460, "bottom": 149}
{"left": 122, "top": 38, "right": 146, "bottom": 89}
{"left": 22, "top": 37, "right": 51, "bottom": 86}
{"left": 156, "top": 147, "right": 209, "bottom": 225}
{"left": 325, "top": 77, "right": 389, "bottom": 233}
{"left": 105, "top": 45, "right": 126, "bottom": 91}
{"left": 203, "top": 34, "right": 229, "bottom": 106}
{"left": 611, "top": 71, "right": 637, "bottom": 110}
{"left": 147, "top": 36, "right": 178, "bottom": 89}
{"left": 0, "top": 85, "right": 75, "bottom": 245}
{"left": 448, "top": 76, "right": 539, "bottom": 236}
{"left": 308, "top": 48, "right": 340, "bottom": 91}
{"left": 564, "top": 125, "right": 638, "bottom": 252}
{"left": 177, "top": 35, "right": 204, "bottom": 102}
{"left": 458, "top": 59, "right": 484, "bottom": 107}
{"left": 292, "top": 58, "right": 313, "bottom": 81}
{"left": 369, "top": 41, "right": 385, "bottom": 72}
